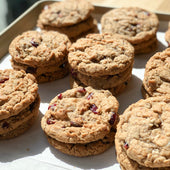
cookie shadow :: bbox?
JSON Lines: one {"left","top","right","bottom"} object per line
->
{"left": 0, "top": 111, "right": 48, "bottom": 162}
{"left": 133, "top": 39, "right": 167, "bottom": 69}
{"left": 38, "top": 75, "right": 70, "bottom": 103}
{"left": 117, "top": 74, "right": 143, "bottom": 114}
{"left": 49, "top": 144, "right": 118, "bottom": 169}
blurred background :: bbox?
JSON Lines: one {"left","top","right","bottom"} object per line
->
{"left": 0, "top": 0, "right": 169, "bottom": 33}
{"left": 0, "top": 0, "right": 38, "bottom": 32}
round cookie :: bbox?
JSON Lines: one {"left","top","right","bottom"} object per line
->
{"left": 115, "top": 96, "right": 170, "bottom": 168}
{"left": 9, "top": 30, "right": 71, "bottom": 83}
{"left": 68, "top": 33, "right": 134, "bottom": 77}
{"left": 41, "top": 86, "right": 119, "bottom": 144}
{"left": 142, "top": 48, "right": 170, "bottom": 98}
{"left": 0, "top": 69, "right": 39, "bottom": 139}
{"left": 37, "top": 0, "right": 94, "bottom": 28}
{"left": 101, "top": 7, "right": 159, "bottom": 44}
{"left": 9, "top": 30, "right": 71, "bottom": 67}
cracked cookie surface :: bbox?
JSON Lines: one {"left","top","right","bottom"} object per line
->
{"left": 115, "top": 96, "right": 170, "bottom": 168}
{"left": 101, "top": 7, "right": 159, "bottom": 44}
{"left": 68, "top": 33, "right": 134, "bottom": 76}
{"left": 41, "top": 86, "right": 119, "bottom": 144}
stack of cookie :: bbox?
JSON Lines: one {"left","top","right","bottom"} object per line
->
{"left": 101, "top": 7, "right": 159, "bottom": 54}
{"left": 41, "top": 86, "right": 119, "bottom": 157}
{"left": 68, "top": 33, "right": 134, "bottom": 95}
{"left": 142, "top": 48, "right": 170, "bottom": 98}
{"left": 0, "top": 69, "right": 40, "bottom": 139}
{"left": 9, "top": 30, "right": 71, "bottom": 83}
{"left": 37, "top": 0, "right": 98, "bottom": 42}
{"left": 165, "top": 22, "right": 170, "bottom": 46}
{"left": 115, "top": 96, "right": 170, "bottom": 170}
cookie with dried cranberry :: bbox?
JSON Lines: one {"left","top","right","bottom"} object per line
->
{"left": 37, "top": 0, "right": 94, "bottom": 28}
{"left": 9, "top": 30, "right": 71, "bottom": 83}
{"left": 0, "top": 69, "right": 40, "bottom": 139}
{"left": 142, "top": 48, "right": 170, "bottom": 98}
{"left": 165, "top": 22, "right": 170, "bottom": 47}
{"left": 115, "top": 96, "right": 170, "bottom": 169}
{"left": 41, "top": 86, "right": 119, "bottom": 156}
{"left": 101, "top": 7, "right": 159, "bottom": 54}
{"left": 68, "top": 33, "right": 134, "bottom": 77}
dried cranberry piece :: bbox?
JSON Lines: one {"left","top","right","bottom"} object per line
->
{"left": 0, "top": 77, "right": 9, "bottom": 83}
{"left": 90, "top": 104, "right": 98, "bottom": 114}
{"left": 87, "top": 92, "right": 93, "bottom": 100}
{"left": 57, "top": 93, "right": 62, "bottom": 99}
{"left": 2, "top": 122, "right": 9, "bottom": 129}
{"left": 71, "top": 69, "right": 77, "bottom": 78}
{"left": 47, "top": 118, "right": 55, "bottom": 125}
{"left": 124, "top": 142, "right": 129, "bottom": 149}
{"left": 78, "top": 87, "right": 86, "bottom": 93}
{"left": 144, "top": 11, "right": 150, "bottom": 16}
{"left": 70, "top": 121, "right": 82, "bottom": 127}
{"left": 48, "top": 103, "right": 57, "bottom": 111}
{"left": 30, "top": 40, "right": 39, "bottom": 48}
{"left": 109, "top": 112, "right": 117, "bottom": 125}
{"left": 26, "top": 67, "right": 37, "bottom": 74}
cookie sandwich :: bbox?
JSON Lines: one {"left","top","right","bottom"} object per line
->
{"left": 68, "top": 33, "right": 134, "bottom": 95}
{"left": 0, "top": 69, "right": 40, "bottom": 139}
{"left": 101, "top": 7, "right": 159, "bottom": 54}
{"left": 142, "top": 48, "right": 170, "bottom": 98}
{"left": 9, "top": 30, "right": 71, "bottom": 83}
{"left": 115, "top": 96, "right": 170, "bottom": 169}
{"left": 37, "top": 0, "right": 98, "bottom": 42}
{"left": 41, "top": 86, "right": 119, "bottom": 157}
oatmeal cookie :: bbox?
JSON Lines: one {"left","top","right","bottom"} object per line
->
{"left": 0, "top": 69, "right": 39, "bottom": 139}
{"left": 41, "top": 86, "right": 119, "bottom": 144}
{"left": 37, "top": 0, "right": 94, "bottom": 28}
{"left": 9, "top": 30, "right": 71, "bottom": 83}
{"left": 142, "top": 48, "right": 170, "bottom": 98}
{"left": 68, "top": 33, "right": 134, "bottom": 77}
{"left": 115, "top": 96, "right": 170, "bottom": 168}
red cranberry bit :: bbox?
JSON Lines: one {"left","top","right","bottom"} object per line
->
{"left": 78, "top": 87, "right": 86, "bottom": 93}
{"left": 30, "top": 40, "right": 39, "bottom": 48}
{"left": 59, "top": 63, "right": 66, "bottom": 69}
{"left": 124, "top": 142, "right": 129, "bottom": 149}
{"left": 26, "top": 67, "right": 37, "bottom": 74}
{"left": 2, "top": 122, "right": 9, "bottom": 129}
{"left": 70, "top": 121, "right": 82, "bottom": 127}
{"left": 0, "top": 77, "right": 9, "bottom": 83}
{"left": 71, "top": 69, "right": 77, "bottom": 78}
{"left": 47, "top": 118, "right": 55, "bottom": 125}
{"left": 57, "top": 93, "right": 62, "bottom": 99}
{"left": 48, "top": 103, "right": 57, "bottom": 111}
{"left": 109, "top": 112, "right": 117, "bottom": 125}
{"left": 90, "top": 104, "right": 98, "bottom": 114}
{"left": 87, "top": 92, "right": 93, "bottom": 100}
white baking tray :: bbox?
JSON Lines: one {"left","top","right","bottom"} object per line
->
{"left": 0, "top": 1, "right": 169, "bottom": 170}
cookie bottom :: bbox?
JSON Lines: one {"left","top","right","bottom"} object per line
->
{"left": 11, "top": 59, "right": 69, "bottom": 83}
{"left": 37, "top": 16, "right": 98, "bottom": 41}
{"left": 134, "top": 38, "right": 158, "bottom": 54}
{"left": 47, "top": 130, "right": 116, "bottom": 157}
{"left": 0, "top": 95, "right": 40, "bottom": 140}
{"left": 70, "top": 75, "right": 131, "bottom": 96}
